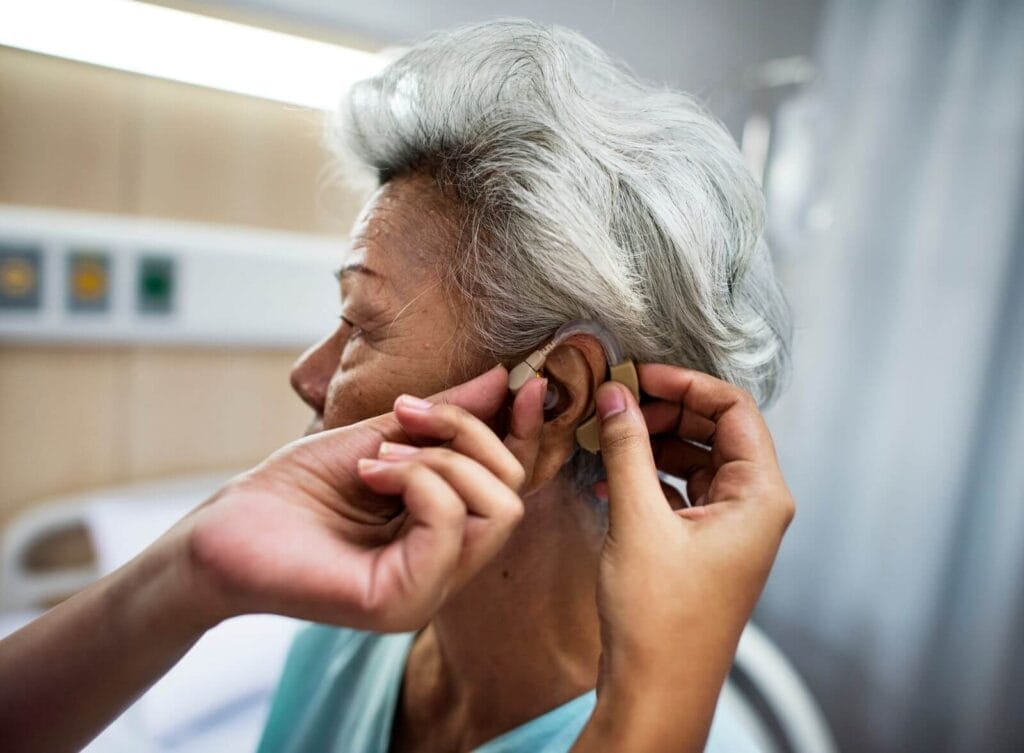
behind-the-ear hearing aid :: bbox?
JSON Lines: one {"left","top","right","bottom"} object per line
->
{"left": 507, "top": 319, "right": 638, "bottom": 453}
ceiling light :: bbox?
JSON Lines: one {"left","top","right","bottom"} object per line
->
{"left": 0, "top": 0, "right": 388, "bottom": 110}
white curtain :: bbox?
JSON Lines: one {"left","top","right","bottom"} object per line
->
{"left": 757, "top": 1, "right": 1024, "bottom": 751}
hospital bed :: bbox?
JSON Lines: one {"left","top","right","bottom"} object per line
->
{"left": 0, "top": 474, "right": 837, "bottom": 753}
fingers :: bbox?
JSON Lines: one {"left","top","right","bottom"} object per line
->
{"left": 638, "top": 400, "right": 716, "bottom": 506}
{"left": 642, "top": 400, "right": 717, "bottom": 448}
{"left": 396, "top": 375, "right": 545, "bottom": 494}
{"left": 650, "top": 435, "right": 712, "bottom": 478}
{"left": 686, "top": 467, "right": 714, "bottom": 508}
{"left": 376, "top": 443, "right": 524, "bottom": 573}
{"left": 355, "top": 459, "right": 466, "bottom": 623}
{"left": 374, "top": 444, "right": 522, "bottom": 525}
{"left": 360, "top": 365, "right": 512, "bottom": 450}
{"left": 638, "top": 363, "right": 751, "bottom": 421}
{"left": 502, "top": 377, "right": 546, "bottom": 492}
{"left": 426, "top": 364, "right": 510, "bottom": 421}
{"left": 357, "top": 445, "right": 525, "bottom": 619}
{"left": 393, "top": 395, "right": 526, "bottom": 492}
{"left": 594, "top": 382, "right": 671, "bottom": 537}
{"left": 638, "top": 363, "right": 775, "bottom": 465}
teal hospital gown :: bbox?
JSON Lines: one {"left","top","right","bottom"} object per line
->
{"left": 256, "top": 623, "right": 761, "bottom": 753}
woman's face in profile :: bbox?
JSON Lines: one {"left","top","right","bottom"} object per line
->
{"left": 290, "top": 173, "right": 477, "bottom": 433}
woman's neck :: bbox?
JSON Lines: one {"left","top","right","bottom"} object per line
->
{"left": 392, "top": 485, "right": 603, "bottom": 753}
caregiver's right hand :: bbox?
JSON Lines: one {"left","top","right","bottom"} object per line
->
{"left": 573, "top": 364, "right": 796, "bottom": 753}
{"left": 173, "top": 364, "right": 544, "bottom": 633}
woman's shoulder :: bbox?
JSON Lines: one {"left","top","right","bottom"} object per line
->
{"left": 256, "top": 623, "right": 415, "bottom": 753}
{"left": 286, "top": 621, "right": 378, "bottom": 657}
{"left": 291, "top": 621, "right": 405, "bottom": 650}
{"left": 283, "top": 622, "right": 415, "bottom": 675}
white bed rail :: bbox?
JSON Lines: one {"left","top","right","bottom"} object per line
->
{"left": 0, "top": 500, "right": 98, "bottom": 610}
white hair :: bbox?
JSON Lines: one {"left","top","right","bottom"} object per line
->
{"left": 327, "top": 19, "right": 791, "bottom": 492}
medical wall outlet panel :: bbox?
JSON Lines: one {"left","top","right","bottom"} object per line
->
{"left": 0, "top": 206, "right": 341, "bottom": 348}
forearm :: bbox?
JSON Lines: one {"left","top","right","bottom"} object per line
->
{"left": 571, "top": 636, "right": 739, "bottom": 753}
{"left": 0, "top": 532, "right": 216, "bottom": 753}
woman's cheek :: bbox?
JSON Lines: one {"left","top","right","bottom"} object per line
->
{"left": 322, "top": 327, "right": 468, "bottom": 430}
{"left": 321, "top": 356, "right": 399, "bottom": 429}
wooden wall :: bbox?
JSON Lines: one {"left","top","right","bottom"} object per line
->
{"left": 0, "top": 46, "right": 363, "bottom": 527}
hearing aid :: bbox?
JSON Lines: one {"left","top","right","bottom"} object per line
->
{"left": 508, "top": 319, "right": 639, "bottom": 453}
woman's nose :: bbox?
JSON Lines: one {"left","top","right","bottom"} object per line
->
{"left": 289, "top": 328, "right": 342, "bottom": 414}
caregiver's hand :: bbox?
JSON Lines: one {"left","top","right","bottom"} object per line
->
{"left": 181, "top": 364, "right": 542, "bottom": 632}
{"left": 0, "top": 364, "right": 543, "bottom": 753}
{"left": 573, "top": 364, "right": 795, "bottom": 753}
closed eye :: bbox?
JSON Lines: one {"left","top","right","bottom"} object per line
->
{"left": 340, "top": 315, "right": 365, "bottom": 340}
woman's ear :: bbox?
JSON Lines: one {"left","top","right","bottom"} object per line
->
{"left": 523, "top": 335, "right": 607, "bottom": 493}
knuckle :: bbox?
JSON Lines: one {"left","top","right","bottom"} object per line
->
{"left": 419, "top": 446, "right": 460, "bottom": 471}
{"left": 407, "top": 463, "right": 434, "bottom": 482}
{"left": 439, "top": 403, "right": 472, "bottom": 429}
{"left": 359, "top": 583, "right": 391, "bottom": 624}
{"left": 430, "top": 488, "right": 468, "bottom": 526}
{"left": 600, "top": 424, "right": 649, "bottom": 457}
{"left": 771, "top": 491, "right": 797, "bottom": 527}
{"left": 504, "top": 459, "right": 527, "bottom": 492}
{"left": 735, "top": 388, "right": 758, "bottom": 410}
{"left": 502, "top": 493, "right": 525, "bottom": 525}
{"left": 781, "top": 495, "right": 796, "bottom": 524}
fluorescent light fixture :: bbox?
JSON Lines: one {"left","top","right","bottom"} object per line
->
{"left": 0, "top": 0, "right": 388, "bottom": 110}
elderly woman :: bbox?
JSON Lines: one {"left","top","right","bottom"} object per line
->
{"left": 0, "top": 19, "right": 794, "bottom": 753}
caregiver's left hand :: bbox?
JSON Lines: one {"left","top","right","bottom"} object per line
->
{"left": 177, "top": 364, "right": 546, "bottom": 632}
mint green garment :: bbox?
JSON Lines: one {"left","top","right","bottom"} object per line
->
{"left": 256, "top": 623, "right": 761, "bottom": 753}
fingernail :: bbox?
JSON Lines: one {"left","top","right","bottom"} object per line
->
{"left": 596, "top": 384, "right": 626, "bottom": 419}
{"left": 357, "top": 458, "right": 388, "bottom": 472}
{"left": 379, "top": 441, "right": 418, "bottom": 458}
{"left": 396, "top": 394, "right": 432, "bottom": 411}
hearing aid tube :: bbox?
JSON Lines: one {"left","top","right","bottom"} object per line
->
{"left": 508, "top": 320, "right": 625, "bottom": 393}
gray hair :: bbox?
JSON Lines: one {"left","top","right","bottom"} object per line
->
{"left": 328, "top": 19, "right": 792, "bottom": 496}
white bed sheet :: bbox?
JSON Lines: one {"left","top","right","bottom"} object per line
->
{"left": 1, "top": 474, "right": 301, "bottom": 753}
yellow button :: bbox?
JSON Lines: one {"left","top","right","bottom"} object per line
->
{"left": 0, "top": 258, "right": 36, "bottom": 298}
{"left": 73, "top": 259, "right": 107, "bottom": 301}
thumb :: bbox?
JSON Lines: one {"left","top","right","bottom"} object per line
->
{"left": 361, "top": 364, "right": 509, "bottom": 444}
{"left": 596, "top": 382, "right": 667, "bottom": 537}
{"left": 428, "top": 364, "right": 509, "bottom": 420}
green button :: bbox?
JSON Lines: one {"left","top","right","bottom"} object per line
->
{"left": 137, "top": 255, "right": 175, "bottom": 314}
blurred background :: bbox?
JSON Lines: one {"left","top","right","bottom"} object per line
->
{"left": 1, "top": 1, "right": 1022, "bottom": 752}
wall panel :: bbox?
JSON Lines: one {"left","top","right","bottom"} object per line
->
{"left": 0, "top": 46, "right": 357, "bottom": 525}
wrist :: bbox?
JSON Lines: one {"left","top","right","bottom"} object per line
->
{"left": 574, "top": 676, "right": 710, "bottom": 753}
{"left": 112, "top": 526, "right": 229, "bottom": 642}
{"left": 573, "top": 640, "right": 738, "bottom": 753}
